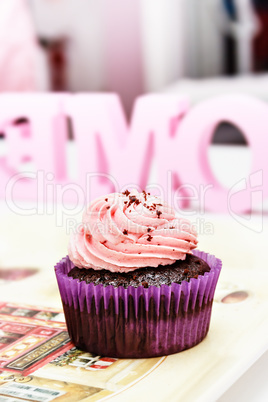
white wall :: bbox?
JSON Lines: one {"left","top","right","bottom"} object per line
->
{"left": 29, "top": 0, "right": 260, "bottom": 109}
{"left": 140, "top": 0, "right": 186, "bottom": 92}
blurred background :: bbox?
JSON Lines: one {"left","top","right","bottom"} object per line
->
{"left": 1, "top": 0, "right": 268, "bottom": 115}
{"left": 0, "top": 1, "right": 267, "bottom": 296}
{"left": 1, "top": 0, "right": 268, "bottom": 143}
{"left": 0, "top": 2, "right": 267, "bottom": 283}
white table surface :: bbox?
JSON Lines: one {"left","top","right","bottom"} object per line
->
{"left": 0, "top": 144, "right": 267, "bottom": 401}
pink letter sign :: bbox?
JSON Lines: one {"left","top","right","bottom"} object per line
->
{"left": 0, "top": 94, "right": 71, "bottom": 206}
{"left": 1, "top": 93, "right": 267, "bottom": 214}
{"left": 65, "top": 94, "right": 189, "bottom": 201}
{"left": 175, "top": 94, "right": 268, "bottom": 213}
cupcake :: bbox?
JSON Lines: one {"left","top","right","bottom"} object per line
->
{"left": 55, "top": 190, "right": 221, "bottom": 358}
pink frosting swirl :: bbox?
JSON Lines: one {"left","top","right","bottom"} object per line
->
{"left": 68, "top": 190, "right": 198, "bottom": 273}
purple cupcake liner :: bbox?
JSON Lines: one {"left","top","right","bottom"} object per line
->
{"left": 55, "top": 250, "right": 222, "bottom": 358}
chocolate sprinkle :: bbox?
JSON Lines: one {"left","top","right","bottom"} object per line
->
{"left": 142, "top": 190, "right": 147, "bottom": 201}
{"left": 156, "top": 210, "right": 162, "bottom": 218}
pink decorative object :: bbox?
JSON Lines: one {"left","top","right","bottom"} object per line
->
{"left": 2, "top": 94, "right": 67, "bottom": 204}
{"left": 0, "top": 0, "right": 37, "bottom": 91}
{"left": 65, "top": 94, "right": 188, "bottom": 202}
{"left": 176, "top": 94, "right": 268, "bottom": 213}
{"left": 1, "top": 93, "right": 267, "bottom": 213}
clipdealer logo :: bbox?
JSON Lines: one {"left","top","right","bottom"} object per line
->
{"left": 228, "top": 170, "right": 263, "bottom": 233}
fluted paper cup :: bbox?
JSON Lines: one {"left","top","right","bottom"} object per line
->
{"left": 55, "top": 251, "right": 221, "bottom": 358}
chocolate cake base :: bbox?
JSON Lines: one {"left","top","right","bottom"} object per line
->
{"left": 55, "top": 251, "right": 222, "bottom": 358}
{"left": 63, "top": 293, "right": 212, "bottom": 358}
{"left": 68, "top": 254, "right": 210, "bottom": 288}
